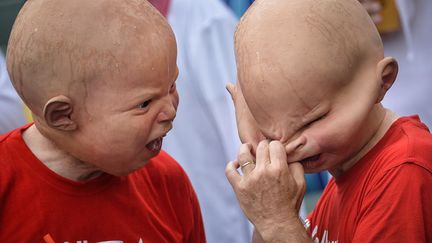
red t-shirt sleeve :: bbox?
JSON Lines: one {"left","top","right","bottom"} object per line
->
{"left": 353, "top": 162, "right": 432, "bottom": 242}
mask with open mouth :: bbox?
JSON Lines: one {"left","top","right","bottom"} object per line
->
{"left": 299, "top": 154, "right": 323, "bottom": 170}
{"left": 146, "top": 137, "right": 163, "bottom": 152}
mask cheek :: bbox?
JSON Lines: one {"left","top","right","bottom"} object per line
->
{"left": 305, "top": 128, "right": 335, "bottom": 153}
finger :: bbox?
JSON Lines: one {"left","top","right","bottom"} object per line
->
{"left": 238, "top": 143, "right": 256, "bottom": 175}
{"left": 269, "top": 141, "right": 288, "bottom": 170}
{"left": 240, "top": 161, "right": 256, "bottom": 175}
{"left": 288, "top": 162, "right": 306, "bottom": 210}
{"left": 255, "top": 140, "right": 270, "bottom": 170}
{"left": 289, "top": 162, "right": 305, "bottom": 187}
{"left": 226, "top": 160, "right": 242, "bottom": 187}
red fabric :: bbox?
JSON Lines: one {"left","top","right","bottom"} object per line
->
{"left": 306, "top": 116, "right": 432, "bottom": 243}
{"left": 0, "top": 125, "right": 205, "bottom": 243}
{"left": 148, "top": 0, "right": 171, "bottom": 17}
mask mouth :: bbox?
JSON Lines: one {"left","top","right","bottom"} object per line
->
{"left": 146, "top": 137, "right": 163, "bottom": 152}
{"left": 145, "top": 126, "right": 172, "bottom": 153}
{"left": 299, "top": 154, "right": 321, "bottom": 164}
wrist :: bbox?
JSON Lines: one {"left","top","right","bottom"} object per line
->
{"left": 256, "top": 215, "right": 310, "bottom": 243}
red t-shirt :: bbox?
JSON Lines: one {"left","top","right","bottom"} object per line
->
{"left": 0, "top": 125, "right": 206, "bottom": 243}
{"left": 306, "top": 116, "right": 432, "bottom": 243}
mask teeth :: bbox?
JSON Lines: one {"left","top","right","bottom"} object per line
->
{"left": 151, "top": 138, "right": 161, "bottom": 150}
{"left": 301, "top": 154, "right": 320, "bottom": 163}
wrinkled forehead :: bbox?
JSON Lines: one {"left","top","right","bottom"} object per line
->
{"left": 6, "top": 0, "right": 175, "bottom": 115}
{"left": 26, "top": 0, "right": 170, "bottom": 61}
{"left": 9, "top": 0, "right": 170, "bottom": 63}
{"left": 234, "top": 0, "right": 376, "bottom": 97}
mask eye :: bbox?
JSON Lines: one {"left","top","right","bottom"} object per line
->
{"left": 138, "top": 100, "right": 152, "bottom": 109}
{"left": 170, "top": 82, "right": 176, "bottom": 93}
{"left": 303, "top": 115, "right": 325, "bottom": 129}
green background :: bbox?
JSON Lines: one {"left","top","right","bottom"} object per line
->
{"left": 0, "top": 0, "right": 25, "bottom": 53}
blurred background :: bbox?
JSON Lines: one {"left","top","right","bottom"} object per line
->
{"left": 1, "top": 0, "right": 430, "bottom": 242}
{"left": 0, "top": 0, "right": 24, "bottom": 53}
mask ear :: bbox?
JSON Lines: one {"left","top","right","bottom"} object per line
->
{"left": 376, "top": 57, "right": 398, "bottom": 103}
{"left": 43, "top": 95, "right": 77, "bottom": 131}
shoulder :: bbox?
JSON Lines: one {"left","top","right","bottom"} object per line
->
{"left": 0, "top": 126, "right": 28, "bottom": 196}
{"left": 0, "top": 124, "right": 32, "bottom": 157}
{"left": 385, "top": 162, "right": 432, "bottom": 188}
{"left": 375, "top": 115, "right": 432, "bottom": 173}
{"left": 0, "top": 130, "right": 14, "bottom": 145}
{"left": 369, "top": 162, "right": 432, "bottom": 196}
{"left": 364, "top": 116, "right": 432, "bottom": 200}
{"left": 357, "top": 115, "right": 432, "bottom": 204}
{"left": 0, "top": 126, "right": 24, "bottom": 165}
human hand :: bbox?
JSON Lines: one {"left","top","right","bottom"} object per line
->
{"left": 226, "top": 82, "right": 265, "bottom": 152}
{"left": 226, "top": 140, "right": 307, "bottom": 241}
{"left": 359, "top": 0, "right": 383, "bottom": 24}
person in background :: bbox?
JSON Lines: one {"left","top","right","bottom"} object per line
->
{"left": 0, "top": 50, "right": 26, "bottom": 133}
{"left": 149, "top": 0, "right": 252, "bottom": 242}
{"left": 376, "top": 0, "right": 432, "bottom": 128}
{"left": 223, "top": 0, "right": 254, "bottom": 18}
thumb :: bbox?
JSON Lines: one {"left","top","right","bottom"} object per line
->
{"left": 288, "top": 162, "right": 306, "bottom": 211}
{"left": 289, "top": 162, "right": 305, "bottom": 189}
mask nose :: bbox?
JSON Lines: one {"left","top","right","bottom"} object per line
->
{"left": 287, "top": 135, "right": 307, "bottom": 151}
{"left": 285, "top": 135, "right": 307, "bottom": 161}
{"left": 157, "top": 98, "right": 177, "bottom": 123}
